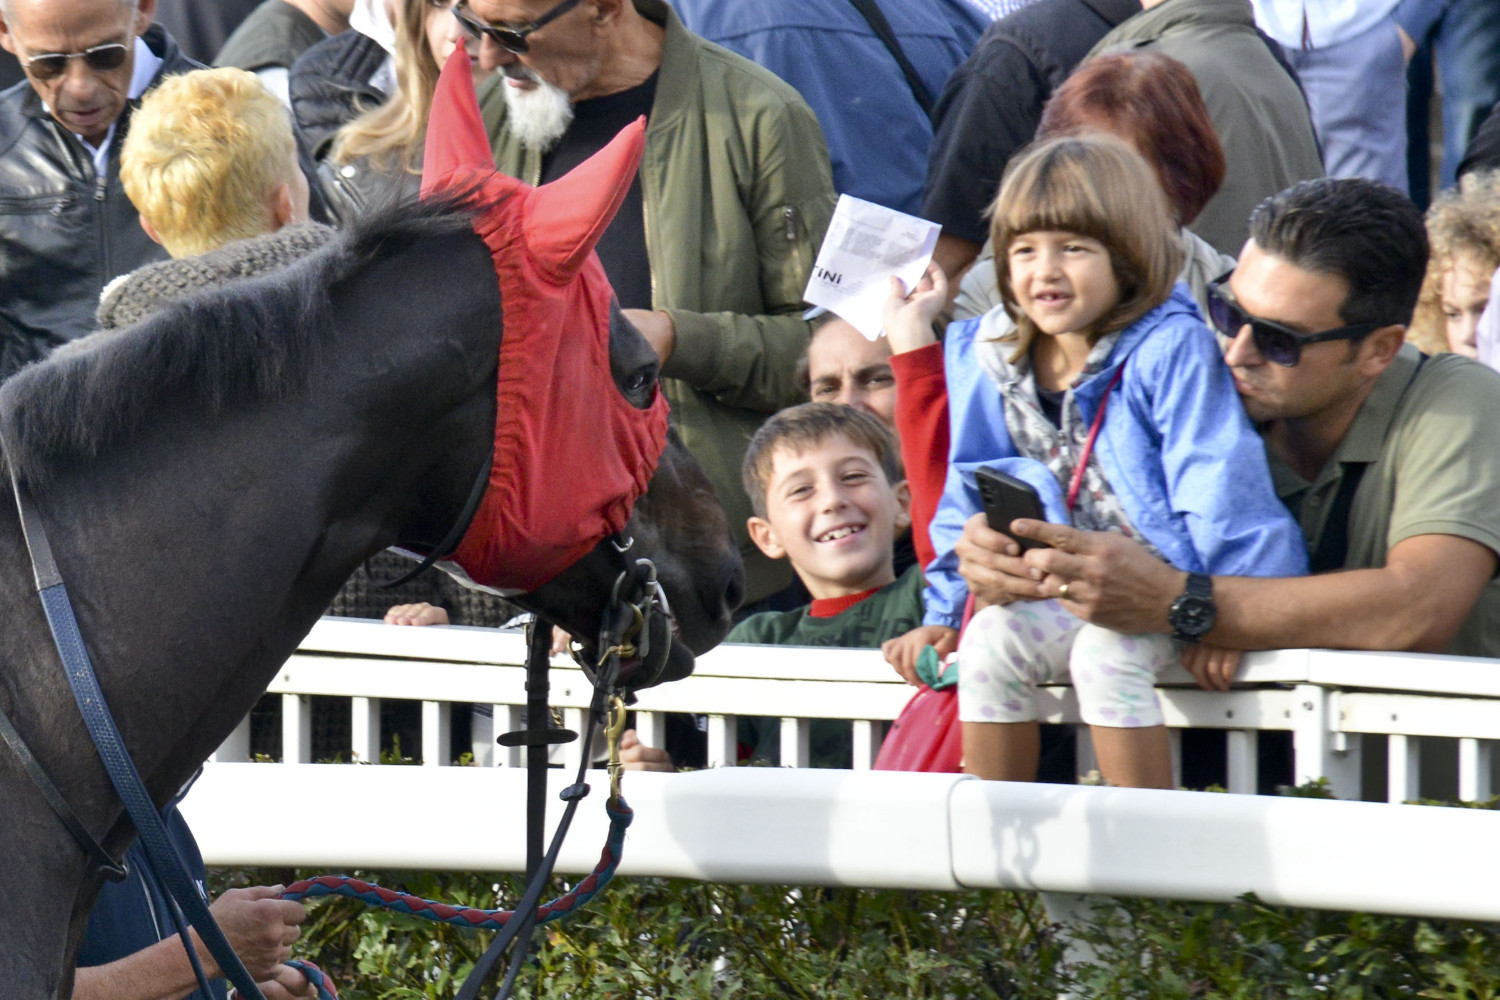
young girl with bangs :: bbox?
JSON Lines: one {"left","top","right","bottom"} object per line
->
{"left": 908, "top": 135, "right": 1307, "bottom": 788}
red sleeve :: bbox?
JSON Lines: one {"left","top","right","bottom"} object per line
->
{"left": 891, "top": 343, "right": 949, "bottom": 574}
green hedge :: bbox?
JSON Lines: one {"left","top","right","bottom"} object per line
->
{"left": 208, "top": 868, "right": 1500, "bottom": 999}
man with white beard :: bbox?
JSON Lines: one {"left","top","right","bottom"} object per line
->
{"left": 466, "top": 0, "right": 837, "bottom": 607}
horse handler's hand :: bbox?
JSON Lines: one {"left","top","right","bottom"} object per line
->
{"left": 1011, "top": 520, "right": 1184, "bottom": 635}
{"left": 200, "top": 886, "right": 307, "bottom": 983}
{"left": 955, "top": 513, "right": 1038, "bottom": 608}
{"left": 241, "top": 964, "right": 317, "bottom": 1000}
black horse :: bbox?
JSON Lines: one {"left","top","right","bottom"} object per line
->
{"left": 0, "top": 191, "right": 742, "bottom": 996}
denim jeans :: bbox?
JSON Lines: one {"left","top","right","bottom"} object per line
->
{"left": 1435, "top": 0, "right": 1500, "bottom": 186}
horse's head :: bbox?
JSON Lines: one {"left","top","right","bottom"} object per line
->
{"left": 516, "top": 302, "right": 743, "bottom": 691}
{"left": 420, "top": 48, "right": 742, "bottom": 691}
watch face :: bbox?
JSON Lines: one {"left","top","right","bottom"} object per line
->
{"left": 1172, "top": 595, "right": 1216, "bottom": 636}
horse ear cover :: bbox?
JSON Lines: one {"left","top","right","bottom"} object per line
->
{"left": 419, "top": 48, "right": 667, "bottom": 593}
{"left": 422, "top": 49, "right": 645, "bottom": 279}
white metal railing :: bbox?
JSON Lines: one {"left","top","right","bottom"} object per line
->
{"left": 187, "top": 619, "right": 1500, "bottom": 922}
{"left": 215, "top": 618, "right": 1500, "bottom": 804}
{"left": 184, "top": 764, "right": 1500, "bottom": 922}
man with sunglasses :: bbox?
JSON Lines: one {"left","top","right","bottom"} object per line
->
{"left": 468, "top": 0, "right": 837, "bottom": 607}
{"left": 957, "top": 177, "right": 1500, "bottom": 676}
{"left": 0, "top": 0, "right": 202, "bottom": 380}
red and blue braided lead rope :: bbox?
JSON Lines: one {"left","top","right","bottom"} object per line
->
{"left": 273, "top": 796, "right": 633, "bottom": 999}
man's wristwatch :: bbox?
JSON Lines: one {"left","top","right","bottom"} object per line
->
{"left": 1168, "top": 572, "right": 1216, "bottom": 644}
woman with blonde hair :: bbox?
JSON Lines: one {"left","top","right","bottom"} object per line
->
{"left": 1410, "top": 171, "right": 1500, "bottom": 357}
{"left": 318, "top": 0, "right": 481, "bottom": 222}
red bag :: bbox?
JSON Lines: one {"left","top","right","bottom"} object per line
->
{"left": 874, "top": 593, "right": 976, "bottom": 774}
{"left": 873, "top": 683, "right": 962, "bottom": 772}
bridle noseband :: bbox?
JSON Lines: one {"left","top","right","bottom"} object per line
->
{"left": 581, "top": 531, "right": 674, "bottom": 695}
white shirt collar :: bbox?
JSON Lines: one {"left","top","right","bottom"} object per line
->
{"left": 74, "top": 35, "right": 161, "bottom": 175}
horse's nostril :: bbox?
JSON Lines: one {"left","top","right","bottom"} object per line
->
{"left": 719, "top": 565, "right": 745, "bottom": 616}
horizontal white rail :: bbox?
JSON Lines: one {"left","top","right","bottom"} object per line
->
{"left": 219, "top": 619, "right": 1500, "bottom": 803}
{"left": 184, "top": 763, "right": 1500, "bottom": 922}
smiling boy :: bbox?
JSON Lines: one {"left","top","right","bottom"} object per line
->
{"left": 736, "top": 403, "right": 917, "bottom": 643}
{"left": 731, "top": 402, "right": 954, "bottom": 765}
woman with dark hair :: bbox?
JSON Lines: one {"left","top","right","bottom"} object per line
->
{"left": 952, "top": 51, "right": 1236, "bottom": 323}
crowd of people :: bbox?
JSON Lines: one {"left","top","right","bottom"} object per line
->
{"left": 3, "top": 0, "right": 1500, "bottom": 994}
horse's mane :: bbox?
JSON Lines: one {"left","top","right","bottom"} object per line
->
{"left": 0, "top": 194, "right": 479, "bottom": 486}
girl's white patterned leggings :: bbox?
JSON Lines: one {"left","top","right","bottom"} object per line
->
{"left": 958, "top": 599, "right": 1176, "bottom": 728}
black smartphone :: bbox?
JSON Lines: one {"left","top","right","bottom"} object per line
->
{"left": 975, "top": 466, "right": 1048, "bottom": 552}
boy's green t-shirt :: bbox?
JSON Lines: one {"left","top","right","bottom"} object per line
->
{"left": 728, "top": 564, "right": 925, "bottom": 767}
{"left": 727, "top": 562, "right": 925, "bottom": 647}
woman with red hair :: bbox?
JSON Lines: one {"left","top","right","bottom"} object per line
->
{"left": 952, "top": 51, "right": 1235, "bottom": 323}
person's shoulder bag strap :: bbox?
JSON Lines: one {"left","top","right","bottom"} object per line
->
{"left": 845, "top": 0, "right": 936, "bottom": 117}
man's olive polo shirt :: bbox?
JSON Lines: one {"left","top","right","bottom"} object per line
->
{"left": 1268, "top": 344, "right": 1500, "bottom": 658}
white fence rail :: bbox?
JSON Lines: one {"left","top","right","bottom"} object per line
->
{"left": 184, "top": 764, "right": 1500, "bottom": 921}
{"left": 186, "top": 619, "right": 1500, "bottom": 921}
{"left": 214, "top": 619, "right": 1500, "bottom": 803}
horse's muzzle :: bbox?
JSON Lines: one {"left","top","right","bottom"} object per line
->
{"left": 614, "top": 605, "right": 692, "bottom": 694}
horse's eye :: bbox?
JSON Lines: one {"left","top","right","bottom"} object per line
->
{"left": 625, "top": 369, "right": 654, "bottom": 395}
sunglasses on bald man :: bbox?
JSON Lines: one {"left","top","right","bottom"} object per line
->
{"left": 22, "top": 41, "right": 129, "bottom": 80}
{"left": 451, "top": 0, "right": 584, "bottom": 54}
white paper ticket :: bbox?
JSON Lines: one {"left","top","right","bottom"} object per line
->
{"left": 803, "top": 194, "right": 941, "bottom": 340}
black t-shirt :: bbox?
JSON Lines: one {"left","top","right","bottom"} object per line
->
{"left": 921, "top": 0, "right": 1139, "bottom": 246}
{"left": 540, "top": 73, "right": 658, "bottom": 309}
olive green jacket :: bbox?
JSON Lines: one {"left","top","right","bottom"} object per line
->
{"left": 478, "top": 0, "right": 836, "bottom": 601}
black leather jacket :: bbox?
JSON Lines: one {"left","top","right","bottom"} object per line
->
{"left": 289, "top": 29, "right": 389, "bottom": 163}
{"left": 0, "top": 25, "right": 201, "bottom": 380}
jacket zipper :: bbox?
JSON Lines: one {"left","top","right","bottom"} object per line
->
{"left": 96, "top": 167, "right": 110, "bottom": 285}
{"left": 644, "top": 190, "right": 657, "bottom": 308}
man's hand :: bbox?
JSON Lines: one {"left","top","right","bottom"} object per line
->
{"left": 618, "top": 729, "right": 675, "bottom": 771}
{"left": 622, "top": 308, "right": 677, "bottom": 364}
{"left": 384, "top": 602, "right": 449, "bottom": 626}
{"left": 245, "top": 964, "right": 317, "bottom": 1000}
{"left": 198, "top": 886, "right": 307, "bottom": 983}
{"left": 1179, "top": 643, "right": 1243, "bottom": 692}
{"left": 955, "top": 512, "right": 1043, "bottom": 607}
{"left": 1011, "top": 520, "right": 1183, "bottom": 635}
{"left": 881, "top": 624, "right": 958, "bottom": 685}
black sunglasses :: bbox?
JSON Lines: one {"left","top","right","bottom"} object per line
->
{"left": 1205, "top": 276, "right": 1381, "bottom": 367}
{"left": 452, "top": 0, "right": 584, "bottom": 54}
{"left": 23, "top": 41, "right": 130, "bottom": 80}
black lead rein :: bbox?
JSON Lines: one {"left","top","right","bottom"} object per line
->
{"left": 3, "top": 455, "right": 269, "bottom": 1000}
{"left": 5, "top": 409, "right": 656, "bottom": 1000}
{"left": 459, "top": 537, "right": 659, "bottom": 1000}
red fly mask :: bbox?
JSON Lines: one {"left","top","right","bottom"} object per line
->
{"left": 420, "top": 49, "right": 668, "bottom": 592}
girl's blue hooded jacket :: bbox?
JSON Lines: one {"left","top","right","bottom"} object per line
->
{"left": 923, "top": 286, "right": 1309, "bottom": 630}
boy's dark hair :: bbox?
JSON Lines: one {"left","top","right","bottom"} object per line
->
{"left": 742, "top": 402, "right": 901, "bottom": 519}
{"left": 1248, "top": 178, "right": 1430, "bottom": 327}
